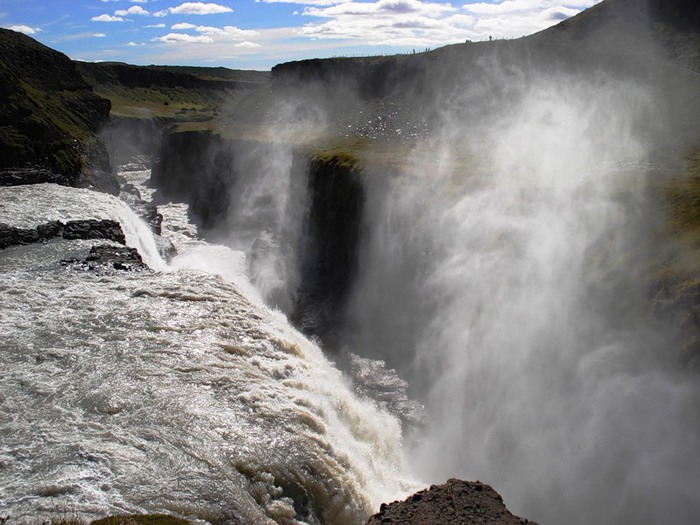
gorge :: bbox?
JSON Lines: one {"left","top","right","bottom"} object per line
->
{"left": 2, "top": 0, "right": 700, "bottom": 524}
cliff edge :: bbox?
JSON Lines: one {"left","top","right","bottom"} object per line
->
{"left": 0, "top": 28, "right": 117, "bottom": 193}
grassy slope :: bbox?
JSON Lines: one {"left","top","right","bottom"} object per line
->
{"left": 76, "top": 62, "right": 269, "bottom": 121}
{"left": 0, "top": 29, "right": 110, "bottom": 178}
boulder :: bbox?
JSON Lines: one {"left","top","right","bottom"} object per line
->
{"left": 62, "top": 244, "right": 149, "bottom": 273}
{"left": 62, "top": 220, "right": 126, "bottom": 244}
{"left": 367, "top": 479, "right": 538, "bottom": 525}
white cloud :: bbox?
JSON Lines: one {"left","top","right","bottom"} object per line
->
{"left": 298, "top": 0, "right": 599, "bottom": 46}
{"left": 130, "top": 0, "right": 148, "bottom": 3}
{"left": 169, "top": 2, "right": 233, "bottom": 15}
{"left": 257, "top": 0, "right": 341, "bottom": 5}
{"left": 6, "top": 24, "right": 40, "bottom": 34}
{"left": 156, "top": 32, "right": 215, "bottom": 43}
{"left": 115, "top": 6, "right": 149, "bottom": 16}
{"left": 461, "top": 0, "right": 591, "bottom": 38}
{"left": 91, "top": 14, "right": 125, "bottom": 22}
{"left": 235, "top": 41, "right": 261, "bottom": 48}
{"left": 127, "top": 41, "right": 146, "bottom": 46}
{"left": 93, "top": 33, "right": 107, "bottom": 37}
{"left": 167, "top": 23, "right": 258, "bottom": 37}
{"left": 146, "top": 23, "right": 166, "bottom": 28}
{"left": 171, "top": 22, "right": 197, "bottom": 29}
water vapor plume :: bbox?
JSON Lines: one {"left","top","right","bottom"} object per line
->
{"left": 347, "top": 53, "right": 700, "bottom": 524}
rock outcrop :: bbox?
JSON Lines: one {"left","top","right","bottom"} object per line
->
{"left": 367, "top": 479, "right": 538, "bottom": 525}
{"left": 62, "top": 244, "right": 149, "bottom": 273}
{"left": 0, "top": 219, "right": 126, "bottom": 249}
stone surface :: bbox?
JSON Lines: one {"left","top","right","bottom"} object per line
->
{"left": 62, "top": 220, "right": 126, "bottom": 244}
{"left": 366, "top": 479, "right": 538, "bottom": 525}
{"left": 0, "top": 219, "right": 126, "bottom": 249}
{"left": 62, "top": 244, "right": 149, "bottom": 273}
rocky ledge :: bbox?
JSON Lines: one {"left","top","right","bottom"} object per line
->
{"left": 0, "top": 219, "right": 126, "bottom": 249}
{"left": 367, "top": 479, "right": 538, "bottom": 525}
{"left": 62, "top": 244, "right": 149, "bottom": 273}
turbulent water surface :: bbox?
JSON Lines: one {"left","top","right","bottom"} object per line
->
{"left": 0, "top": 178, "right": 414, "bottom": 525}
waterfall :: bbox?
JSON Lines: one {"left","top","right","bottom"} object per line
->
{"left": 0, "top": 183, "right": 167, "bottom": 271}
{"left": 0, "top": 178, "right": 416, "bottom": 524}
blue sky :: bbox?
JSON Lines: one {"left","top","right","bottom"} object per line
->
{"left": 1, "top": 0, "right": 601, "bottom": 70}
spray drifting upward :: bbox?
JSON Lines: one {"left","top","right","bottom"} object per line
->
{"left": 345, "top": 68, "right": 700, "bottom": 525}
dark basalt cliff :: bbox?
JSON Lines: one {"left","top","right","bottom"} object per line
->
{"left": 292, "top": 157, "right": 364, "bottom": 344}
{"left": 152, "top": 128, "right": 367, "bottom": 345}
{"left": 151, "top": 130, "right": 238, "bottom": 228}
{"left": 0, "top": 28, "right": 117, "bottom": 193}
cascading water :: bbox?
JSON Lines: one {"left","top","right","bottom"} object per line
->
{"left": 0, "top": 175, "right": 416, "bottom": 524}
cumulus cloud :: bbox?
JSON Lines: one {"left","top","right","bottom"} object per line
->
{"left": 300, "top": 0, "right": 599, "bottom": 46}
{"left": 168, "top": 23, "right": 258, "bottom": 37}
{"left": 235, "top": 41, "right": 261, "bottom": 48}
{"left": 257, "top": 0, "right": 342, "bottom": 5}
{"left": 172, "top": 22, "right": 198, "bottom": 30}
{"left": 91, "top": 14, "right": 125, "bottom": 22}
{"left": 164, "top": 2, "right": 233, "bottom": 15}
{"left": 146, "top": 23, "right": 166, "bottom": 28}
{"left": 6, "top": 24, "right": 40, "bottom": 34}
{"left": 156, "top": 32, "right": 215, "bottom": 43}
{"left": 461, "top": 0, "right": 587, "bottom": 38}
{"left": 115, "top": 6, "right": 149, "bottom": 16}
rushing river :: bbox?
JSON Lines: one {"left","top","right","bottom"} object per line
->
{"left": 0, "top": 173, "right": 415, "bottom": 525}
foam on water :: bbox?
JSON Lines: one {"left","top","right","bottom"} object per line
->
{"left": 0, "top": 178, "right": 416, "bottom": 524}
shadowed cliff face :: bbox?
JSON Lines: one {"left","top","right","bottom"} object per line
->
{"left": 151, "top": 131, "right": 237, "bottom": 228}
{"left": 292, "top": 158, "right": 365, "bottom": 344}
{"left": 0, "top": 29, "right": 115, "bottom": 192}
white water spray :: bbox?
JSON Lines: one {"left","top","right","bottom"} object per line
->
{"left": 349, "top": 74, "right": 700, "bottom": 524}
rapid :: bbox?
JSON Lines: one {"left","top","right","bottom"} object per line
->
{"left": 0, "top": 170, "right": 415, "bottom": 525}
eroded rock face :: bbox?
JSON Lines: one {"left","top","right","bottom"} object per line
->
{"left": 367, "top": 479, "right": 538, "bottom": 525}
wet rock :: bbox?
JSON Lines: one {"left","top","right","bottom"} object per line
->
{"left": 1, "top": 221, "right": 61, "bottom": 249}
{"left": 1, "top": 219, "right": 126, "bottom": 249}
{"left": 155, "top": 235, "right": 178, "bottom": 262}
{"left": 62, "top": 244, "right": 149, "bottom": 273}
{"left": 121, "top": 182, "right": 142, "bottom": 199}
{"left": 62, "top": 220, "right": 126, "bottom": 244}
{"left": 120, "top": 191, "right": 162, "bottom": 235}
{"left": 0, "top": 167, "right": 70, "bottom": 187}
{"left": 367, "top": 479, "right": 539, "bottom": 525}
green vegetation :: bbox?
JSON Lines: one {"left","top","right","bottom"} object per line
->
{"left": 660, "top": 146, "right": 700, "bottom": 273}
{"left": 306, "top": 136, "right": 370, "bottom": 168}
{"left": 76, "top": 62, "right": 269, "bottom": 122}
{"left": 0, "top": 28, "right": 110, "bottom": 180}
